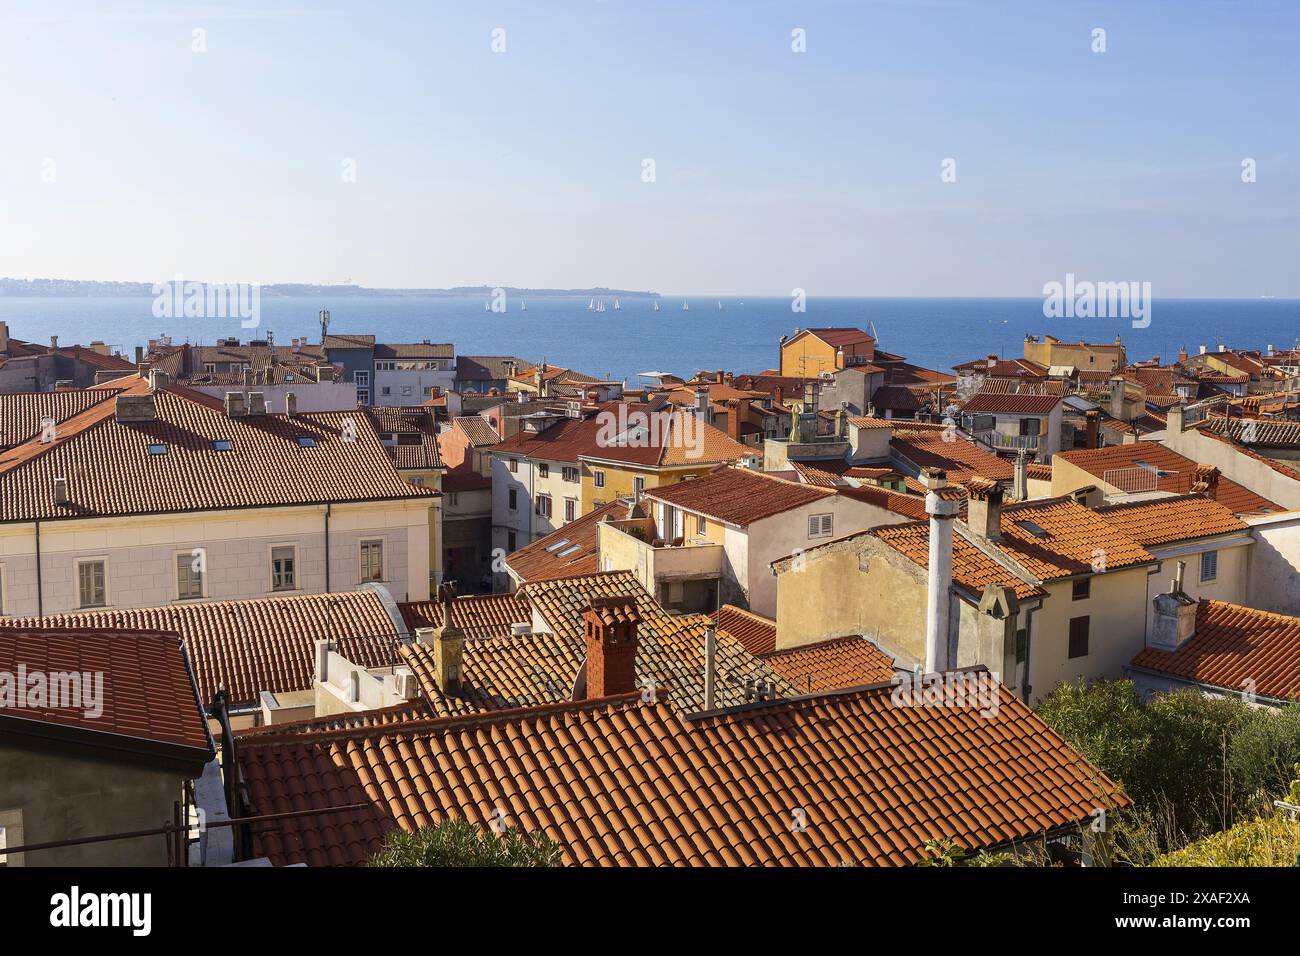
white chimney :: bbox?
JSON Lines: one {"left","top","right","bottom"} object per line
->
{"left": 1149, "top": 561, "right": 1197, "bottom": 651}
{"left": 1013, "top": 451, "right": 1028, "bottom": 500}
{"left": 924, "top": 488, "right": 961, "bottom": 673}
{"left": 1199, "top": 345, "right": 1208, "bottom": 355}
{"left": 285, "top": 391, "right": 297, "bottom": 417}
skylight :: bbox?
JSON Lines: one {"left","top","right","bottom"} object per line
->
{"left": 212, "top": 440, "right": 232, "bottom": 452}
{"left": 544, "top": 538, "right": 571, "bottom": 552}
{"left": 557, "top": 545, "right": 581, "bottom": 557}
{"left": 296, "top": 436, "right": 317, "bottom": 448}
{"left": 1015, "top": 520, "right": 1051, "bottom": 539}
{"left": 147, "top": 443, "right": 168, "bottom": 455}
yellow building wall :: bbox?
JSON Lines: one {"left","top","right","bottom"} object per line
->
{"left": 1026, "top": 568, "right": 1149, "bottom": 705}
{"left": 1050, "top": 456, "right": 1120, "bottom": 498}
{"left": 579, "top": 462, "right": 715, "bottom": 513}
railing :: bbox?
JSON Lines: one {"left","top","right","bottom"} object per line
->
{"left": 1102, "top": 465, "right": 1175, "bottom": 494}
{"left": 974, "top": 430, "right": 1045, "bottom": 453}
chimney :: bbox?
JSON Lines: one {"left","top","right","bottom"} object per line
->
{"left": 965, "top": 478, "right": 1004, "bottom": 541}
{"left": 53, "top": 476, "right": 69, "bottom": 506}
{"left": 694, "top": 388, "right": 710, "bottom": 425}
{"left": 115, "top": 393, "right": 157, "bottom": 422}
{"left": 1108, "top": 376, "right": 1127, "bottom": 421}
{"left": 316, "top": 364, "right": 334, "bottom": 383}
{"left": 1149, "top": 561, "right": 1197, "bottom": 651}
{"left": 148, "top": 368, "right": 170, "bottom": 392}
{"left": 224, "top": 392, "right": 248, "bottom": 418}
{"left": 921, "top": 467, "right": 948, "bottom": 490}
{"left": 133, "top": 345, "right": 144, "bottom": 365}
{"left": 1084, "top": 409, "right": 1100, "bottom": 449}
{"left": 1166, "top": 403, "right": 1186, "bottom": 433}
{"left": 835, "top": 407, "right": 847, "bottom": 438}
{"left": 419, "top": 584, "right": 465, "bottom": 694}
{"left": 703, "top": 623, "right": 717, "bottom": 711}
{"left": 1178, "top": 346, "right": 1188, "bottom": 363}
{"left": 835, "top": 347, "right": 845, "bottom": 370}
{"left": 1199, "top": 345, "right": 1208, "bottom": 355}
{"left": 924, "top": 487, "right": 962, "bottom": 673}
{"left": 1013, "top": 450, "right": 1028, "bottom": 500}
{"left": 242, "top": 367, "right": 253, "bottom": 387}
{"left": 582, "top": 597, "right": 640, "bottom": 698}
{"left": 715, "top": 368, "right": 724, "bottom": 384}
{"left": 1191, "top": 464, "right": 1220, "bottom": 500}
{"left": 50, "top": 335, "right": 59, "bottom": 350}
{"left": 285, "top": 391, "right": 298, "bottom": 418}
{"left": 1218, "top": 344, "right": 1227, "bottom": 353}
{"left": 247, "top": 391, "right": 267, "bottom": 416}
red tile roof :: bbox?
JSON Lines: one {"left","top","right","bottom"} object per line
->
{"left": 0, "top": 626, "right": 213, "bottom": 762}
{"left": 451, "top": 415, "right": 502, "bottom": 447}
{"left": 505, "top": 498, "right": 631, "bottom": 582}
{"left": 891, "top": 434, "right": 1014, "bottom": 482}
{"left": 644, "top": 466, "right": 833, "bottom": 526}
{"left": 1130, "top": 601, "right": 1300, "bottom": 702}
{"left": 1095, "top": 495, "right": 1248, "bottom": 547}
{"left": 713, "top": 604, "right": 777, "bottom": 655}
{"left": 398, "top": 593, "right": 531, "bottom": 637}
{"left": 1055, "top": 443, "right": 1279, "bottom": 515}
{"left": 800, "top": 327, "right": 875, "bottom": 348}
{"left": 8, "top": 591, "right": 402, "bottom": 707}
{"left": 961, "top": 393, "right": 1063, "bottom": 415}
{"left": 760, "top": 636, "right": 896, "bottom": 693}
{"left": 0, "top": 388, "right": 119, "bottom": 450}
{"left": 235, "top": 675, "right": 1126, "bottom": 866}
{"left": 0, "top": 380, "right": 436, "bottom": 523}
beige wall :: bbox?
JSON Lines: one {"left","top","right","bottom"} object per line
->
{"left": 0, "top": 499, "right": 432, "bottom": 617}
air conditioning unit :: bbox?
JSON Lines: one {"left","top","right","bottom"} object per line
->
{"left": 393, "top": 671, "right": 421, "bottom": 701}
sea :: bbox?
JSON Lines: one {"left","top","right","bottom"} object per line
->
{"left": 1, "top": 296, "right": 1296, "bottom": 384}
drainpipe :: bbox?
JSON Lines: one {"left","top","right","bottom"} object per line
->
{"left": 324, "top": 503, "right": 332, "bottom": 593}
{"left": 924, "top": 489, "right": 960, "bottom": 673}
{"left": 34, "top": 519, "right": 43, "bottom": 618}
{"left": 1020, "top": 604, "right": 1037, "bottom": 704}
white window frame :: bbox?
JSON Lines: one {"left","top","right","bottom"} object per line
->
{"left": 1200, "top": 549, "right": 1218, "bottom": 583}
{"left": 359, "top": 538, "right": 385, "bottom": 584}
{"left": 354, "top": 370, "right": 370, "bottom": 387}
{"left": 562, "top": 466, "right": 579, "bottom": 483}
{"left": 174, "top": 548, "right": 207, "bottom": 601}
{"left": 0, "top": 807, "right": 25, "bottom": 868}
{"left": 269, "top": 544, "right": 300, "bottom": 593}
{"left": 75, "top": 557, "right": 109, "bottom": 609}
{"left": 807, "top": 513, "right": 834, "bottom": 538}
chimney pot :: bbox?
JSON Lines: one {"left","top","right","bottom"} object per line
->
{"left": 582, "top": 597, "right": 640, "bottom": 698}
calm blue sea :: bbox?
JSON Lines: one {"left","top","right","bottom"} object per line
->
{"left": 1, "top": 296, "right": 1296, "bottom": 384}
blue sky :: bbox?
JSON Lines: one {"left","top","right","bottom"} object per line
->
{"left": 1, "top": 0, "right": 1297, "bottom": 295}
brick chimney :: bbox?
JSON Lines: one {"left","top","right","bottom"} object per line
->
{"left": 1191, "top": 464, "right": 1220, "bottom": 500}
{"left": 582, "top": 596, "right": 640, "bottom": 698}
{"left": 965, "top": 478, "right": 1004, "bottom": 541}
{"left": 1084, "top": 409, "right": 1100, "bottom": 449}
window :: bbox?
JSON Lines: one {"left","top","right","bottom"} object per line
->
{"left": 508, "top": 488, "right": 518, "bottom": 511}
{"left": 212, "top": 439, "right": 232, "bottom": 452}
{"left": 296, "top": 436, "right": 317, "bottom": 448}
{"left": 400, "top": 385, "right": 412, "bottom": 397}
{"left": 697, "top": 515, "right": 706, "bottom": 535}
{"left": 1019, "top": 417, "right": 1040, "bottom": 436}
{"left": 1200, "top": 550, "right": 1218, "bottom": 583}
{"left": 538, "top": 463, "right": 549, "bottom": 478}
{"left": 633, "top": 476, "right": 645, "bottom": 498}
{"left": 271, "top": 546, "right": 297, "bottom": 591}
{"left": 536, "top": 494, "right": 553, "bottom": 518}
{"left": 375, "top": 361, "right": 395, "bottom": 371}
{"left": 0, "top": 808, "right": 24, "bottom": 868}
{"left": 204, "top": 363, "right": 217, "bottom": 374}
{"left": 1015, "top": 627, "right": 1028, "bottom": 664}
{"left": 593, "top": 470, "right": 606, "bottom": 488}
{"left": 357, "top": 389, "right": 370, "bottom": 405}
{"left": 1072, "top": 578, "right": 1090, "bottom": 601}
{"left": 176, "top": 552, "right": 204, "bottom": 600}
{"left": 354, "top": 371, "right": 370, "bottom": 387}
{"left": 148, "top": 442, "right": 168, "bottom": 455}
{"left": 565, "top": 498, "right": 577, "bottom": 522}
{"left": 360, "top": 541, "right": 384, "bottom": 582}
{"left": 508, "top": 457, "right": 518, "bottom": 474}
{"left": 507, "top": 531, "right": 517, "bottom": 552}
{"left": 562, "top": 467, "right": 579, "bottom": 483}
{"left": 77, "top": 560, "right": 106, "bottom": 608}
{"left": 381, "top": 386, "right": 392, "bottom": 396}
{"left": 807, "top": 513, "right": 834, "bottom": 538}
{"left": 1068, "top": 616, "right": 1090, "bottom": 659}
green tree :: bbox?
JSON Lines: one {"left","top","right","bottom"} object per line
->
{"left": 1227, "top": 704, "right": 1300, "bottom": 810}
{"left": 368, "top": 818, "right": 564, "bottom": 867}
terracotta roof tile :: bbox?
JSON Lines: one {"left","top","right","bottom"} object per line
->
{"left": 961, "top": 393, "right": 1063, "bottom": 415}
{"left": 0, "top": 626, "right": 213, "bottom": 759}
{"left": 891, "top": 434, "right": 1014, "bottom": 482}
{"left": 1095, "top": 494, "right": 1248, "bottom": 547}
{"left": 0, "top": 381, "right": 435, "bottom": 523}
{"left": 713, "top": 604, "right": 777, "bottom": 655}
{"left": 644, "top": 466, "right": 832, "bottom": 526}
{"left": 505, "top": 499, "right": 631, "bottom": 582}
{"left": 235, "top": 676, "right": 1126, "bottom": 866}
{"left": 399, "top": 593, "right": 532, "bottom": 636}
{"left": 1130, "top": 601, "right": 1300, "bottom": 702}
{"left": 0, "top": 389, "right": 119, "bottom": 450}
{"left": 1055, "top": 443, "right": 1279, "bottom": 515}
{"left": 760, "top": 636, "right": 896, "bottom": 693}
{"left": 452, "top": 415, "right": 502, "bottom": 447}
{"left": 7, "top": 591, "right": 402, "bottom": 706}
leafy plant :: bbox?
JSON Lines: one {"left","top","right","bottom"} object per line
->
{"left": 367, "top": 818, "right": 564, "bottom": 867}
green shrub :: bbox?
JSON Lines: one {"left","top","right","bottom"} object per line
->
{"left": 367, "top": 818, "right": 564, "bottom": 867}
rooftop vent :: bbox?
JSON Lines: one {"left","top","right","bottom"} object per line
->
{"left": 224, "top": 392, "right": 248, "bottom": 418}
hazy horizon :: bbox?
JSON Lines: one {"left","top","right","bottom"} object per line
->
{"left": 3, "top": 1, "right": 1298, "bottom": 297}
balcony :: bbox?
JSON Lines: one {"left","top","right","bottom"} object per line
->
{"left": 973, "top": 430, "right": 1046, "bottom": 455}
{"left": 597, "top": 518, "right": 724, "bottom": 613}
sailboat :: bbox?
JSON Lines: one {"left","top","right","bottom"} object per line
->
{"left": 484, "top": 299, "right": 490, "bottom": 312}
{"left": 653, "top": 300, "right": 660, "bottom": 312}
{"left": 596, "top": 299, "right": 606, "bottom": 313}
{"left": 613, "top": 298, "right": 621, "bottom": 311}
{"left": 717, "top": 300, "right": 723, "bottom": 311}
{"left": 521, "top": 300, "right": 527, "bottom": 312}
{"left": 588, "top": 298, "right": 595, "bottom": 311}
{"left": 682, "top": 301, "right": 689, "bottom": 311}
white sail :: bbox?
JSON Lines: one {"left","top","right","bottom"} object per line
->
{"left": 653, "top": 300, "right": 660, "bottom": 312}
{"left": 588, "top": 298, "right": 595, "bottom": 310}
{"left": 682, "top": 301, "right": 689, "bottom": 311}
{"left": 614, "top": 298, "right": 621, "bottom": 310}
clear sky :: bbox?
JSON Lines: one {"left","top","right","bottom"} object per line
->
{"left": 1, "top": 0, "right": 1297, "bottom": 296}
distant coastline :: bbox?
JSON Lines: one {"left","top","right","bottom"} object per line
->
{"left": 0, "top": 278, "right": 661, "bottom": 299}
